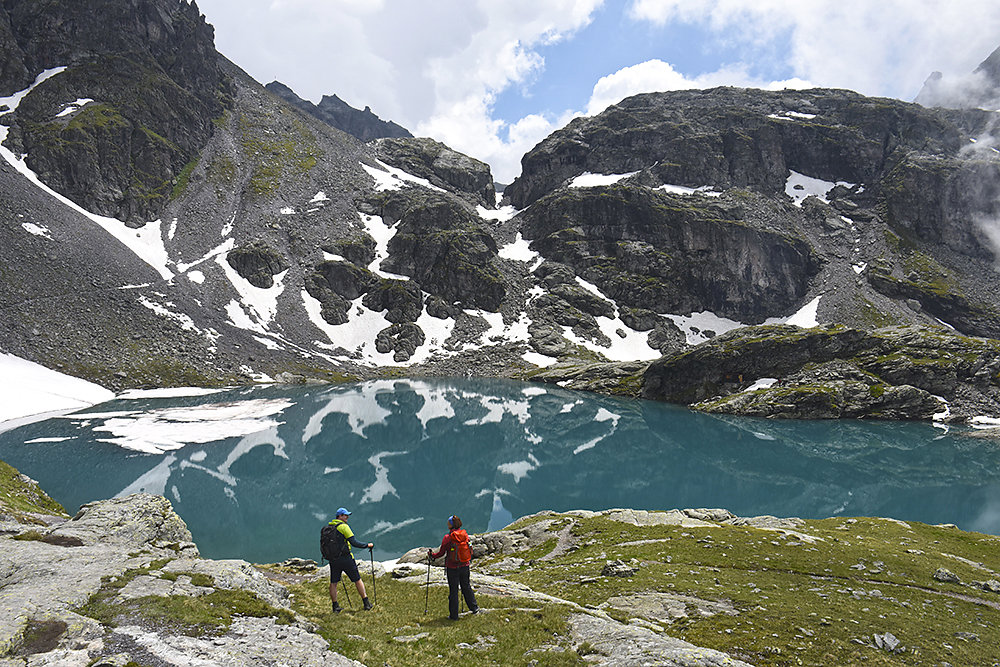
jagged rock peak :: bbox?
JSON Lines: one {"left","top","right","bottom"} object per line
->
{"left": 915, "top": 43, "right": 1000, "bottom": 110}
{"left": 265, "top": 80, "right": 412, "bottom": 142}
{"left": 0, "top": 0, "right": 220, "bottom": 97}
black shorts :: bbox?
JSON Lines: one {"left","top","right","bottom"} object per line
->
{"left": 329, "top": 555, "right": 360, "bottom": 583}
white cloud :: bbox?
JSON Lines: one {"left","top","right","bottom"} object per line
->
{"left": 199, "top": 0, "right": 603, "bottom": 183}
{"left": 626, "top": 0, "right": 1000, "bottom": 100}
{"left": 584, "top": 59, "right": 810, "bottom": 116}
{"left": 197, "top": 0, "right": 1000, "bottom": 186}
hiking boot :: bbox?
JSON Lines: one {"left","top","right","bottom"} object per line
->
{"left": 363, "top": 598, "right": 374, "bottom": 611}
{"left": 331, "top": 602, "right": 343, "bottom": 613}
{"left": 470, "top": 607, "right": 480, "bottom": 614}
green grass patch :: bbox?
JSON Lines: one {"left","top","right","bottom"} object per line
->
{"left": 77, "top": 561, "right": 293, "bottom": 638}
{"left": 0, "top": 459, "right": 67, "bottom": 520}
{"left": 487, "top": 514, "right": 1000, "bottom": 666}
{"left": 171, "top": 156, "right": 199, "bottom": 200}
{"left": 288, "top": 576, "right": 583, "bottom": 666}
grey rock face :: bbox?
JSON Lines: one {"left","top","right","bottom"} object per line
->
{"left": 519, "top": 186, "right": 820, "bottom": 323}
{"left": 374, "top": 137, "right": 496, "bottom": 208}
{"left": 376, "top": 189, "right": 506, "bottom": 311}
{"left": 3, "top": 0, "right": 231, "bottom": 222}
{"left": 644, "top": 324, "right": 1000, "bottom": 421}
{"left": 506, "top": 87, "right": 965, "bottom": 210}
{"left": 266, "top": 80, "right": 412, "bottom": 143}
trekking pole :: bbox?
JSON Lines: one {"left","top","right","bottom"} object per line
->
{"left": 342, "top": 579, "right": 352, "bottom": 609}
{"left": 368, "top": 546, "right": 377, "bottom": 606}
{"left": 424, "top": 554, "right": 432, "bottom": 614}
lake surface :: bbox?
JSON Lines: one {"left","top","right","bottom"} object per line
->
{"left": 2, "top": 378, "right": 999, "bottom": 563}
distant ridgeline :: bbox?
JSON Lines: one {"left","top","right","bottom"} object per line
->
{"left": 1, "top": 0, "right": 999, "bottom": 425}
{"left": 265, "top": 81, "right": 412, "bottom": 142}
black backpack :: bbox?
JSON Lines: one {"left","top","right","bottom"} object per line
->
{"left": 320, "top": 522, "right": 349, "bottom": 560}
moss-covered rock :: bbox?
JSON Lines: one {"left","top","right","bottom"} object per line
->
{"left": 643, "top": 324, "right": 1000, "bottom": 421}
{"left": 373, "top": 190, "right": 506, "bottom": 311}
{"left": 5, "top": 0, "right": 232, "bottom": 222}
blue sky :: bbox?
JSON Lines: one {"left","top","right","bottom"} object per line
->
{"left": 197, "top": 0, "right": 1000, "bottom": 183}
{"left": 488, "top": 5, "right": 798, "bottom": 141}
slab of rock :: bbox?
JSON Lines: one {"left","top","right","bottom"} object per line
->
{"left": 116, "top": 574, "right": 215, "bottom": 601}
{"left": 569, "top": 613, "right": 753, "bottom": 666}
{"left": 112, "top": 616, "right": 363, "bottom": 666}
{"left": 602, "top": 591, "right": 738, "bottom": 624}
{"left": 50, "top": 493, "right": 195, "bottom": 550}
{"left": 162, "top": 559, "right": 291, "bottom": 608}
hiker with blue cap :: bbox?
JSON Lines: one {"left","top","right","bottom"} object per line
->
{"left": 321, "top": 507, "right": 374, "bottom": 612}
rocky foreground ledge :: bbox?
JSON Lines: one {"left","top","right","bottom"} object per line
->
{"left": 3, "top": 480, "right": 1000, "bottom": 665}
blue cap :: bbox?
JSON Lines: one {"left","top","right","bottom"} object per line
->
{"left": 336, "top": 507, "right": 351, "bottom": 516}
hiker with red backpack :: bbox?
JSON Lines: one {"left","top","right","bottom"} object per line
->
{"left": 428, "top": 514, "right": 480, "bottom": 620}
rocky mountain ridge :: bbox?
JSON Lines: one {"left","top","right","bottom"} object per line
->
{"left": 265, "top": 80, "right": 412, "bottom": 143}
{"left": 1, "top": 0, "right": 999, "bottom": 423}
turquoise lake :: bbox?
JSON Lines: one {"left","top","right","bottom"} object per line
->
{"left": 1, "top": 378, "right": 999, "bottom": 563}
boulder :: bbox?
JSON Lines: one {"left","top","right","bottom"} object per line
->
{"left": 375, "top": 323, "right": 425, "bottom": 362}
{"left": 933, "top": 568, "right": 961, "bottom": 584}
{"left": 226, "top": 243, "right": 288, "bottom": 288}
{"left": 374, "top": 137, "right": 495, "bottom": 208}
{"left": 363, "top": 279, "right": 424, "bottom": 323}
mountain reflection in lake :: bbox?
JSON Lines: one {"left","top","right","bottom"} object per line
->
{"left": 1, "top": 378, "right": 999, "bottom": 563}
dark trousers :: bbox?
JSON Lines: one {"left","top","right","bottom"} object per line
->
{"left": 446, "top": 565, "right": 478, "bottom": 619}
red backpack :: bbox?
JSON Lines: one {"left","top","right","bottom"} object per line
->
{"left": 449, "top": 529, "right": 472, "bottom": 563}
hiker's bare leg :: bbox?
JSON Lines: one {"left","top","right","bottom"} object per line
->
{"left": 329, "top": 581, "right": 338, "bottom": 603}
{"left": 355, "top": 579, "right": 367, "bottom": 598}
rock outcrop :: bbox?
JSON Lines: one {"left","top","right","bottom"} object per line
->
{"left": 0, "top": 492, "right": 362, "bottom": 666}
{"left": 642, "top": 323, "right": 1000, "bottom": 420}
{"left": 1, "top": 0, "right": 231, "bottom": 223}
{"left": 265, "top": 81, "right": 412, "bottom": 143}
{"left": 519, "top": 185, "right": 821, "bottom": 323}
{"left": 373, "top": 137, "right": 496, "bottom": 208}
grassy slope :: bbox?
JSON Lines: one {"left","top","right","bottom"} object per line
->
{"left": 286, "top": 513, "right": 1000, "bottom": 667}
{"left": 0, "top": 459, "right": 67, "bottom": 522}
